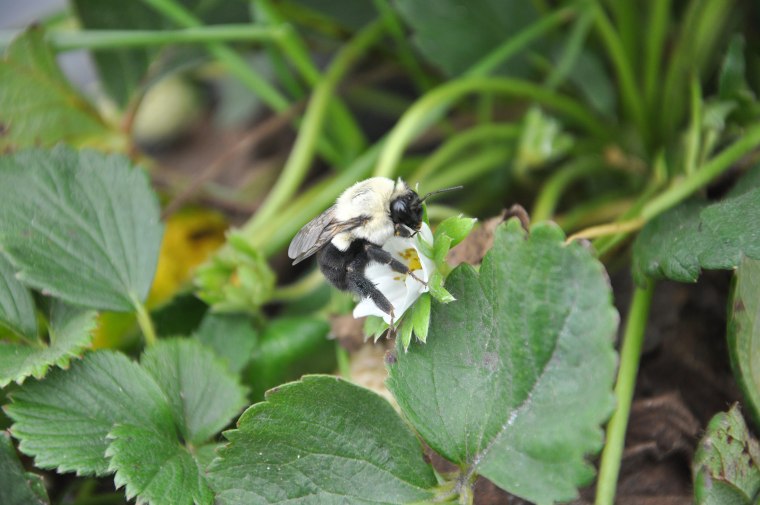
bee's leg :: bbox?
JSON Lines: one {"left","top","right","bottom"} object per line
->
{"left": 394, "top": 223, "right": 413, "bottom": 238}
{"left": 364, "top": 244, "right": 427, "bottom": 287}
{"left": 346, "top": 266, "right": 396, "bottom": 332}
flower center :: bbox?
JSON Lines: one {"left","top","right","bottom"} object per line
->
{"left": 399, "top": 247, "right": 422, "bottom": 272}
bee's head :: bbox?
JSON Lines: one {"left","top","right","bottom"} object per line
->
{"left": 390, "top": 189, "right": 423, "bottom": 231}
{"left": 389, "top": 179, "right": 463, "bottom": 232}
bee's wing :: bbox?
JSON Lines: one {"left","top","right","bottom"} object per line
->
{"left": 287, "top": 206, "right": 368, "bottom": 265}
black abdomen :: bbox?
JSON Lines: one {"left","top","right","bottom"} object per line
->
{"left": 316, "top": 239, "right": 371, "bottom": 290}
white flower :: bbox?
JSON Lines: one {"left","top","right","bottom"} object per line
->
{"left": 353, "top": 222, "right": 436, "bottom": 324}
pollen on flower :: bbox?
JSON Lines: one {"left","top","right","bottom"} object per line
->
{"left": 399, "top": 248, "right": 422, "bottom": 271}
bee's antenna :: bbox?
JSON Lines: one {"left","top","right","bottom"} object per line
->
{"left": 420, "top": 185, "right": 464, "bottom": 202}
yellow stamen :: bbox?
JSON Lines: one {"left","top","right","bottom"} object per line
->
{"left": 399, "top": 247, "right": 422, "bottom": 271}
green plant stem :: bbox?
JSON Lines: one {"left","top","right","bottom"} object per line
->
{"left": 254, "top": 0, "right": 367, "bottom": 160}
{"left": 659, "top": 0, "right": 731, "bottom": 141}
{"left": 425, "top": 147, "right": 511, "bottom": 191}
{"left": 593, "top": 125, "right": 760, "bottom": 257}
{"left": 140, "top": 0, "right": 289, "bottom": 112}
{"left": 409, "top": 123, "right": 519, "bottom": 184}
{"left": 592, "top": 2, "right": 646, "bottom": 137}
{"left": 465, "top": 6, "right": 575, "bottom": 77}
{"left": 531, "top": 157, "right": 605, "bottom": 221}
{"left": 270, "top": 269, "right": 324, "bottom": 302}
{"left": 245, "top": 20, "right": 385, "bottom": 235}
{"left": 605, "top": 0, "right": 638, "bottom": 68}
{"left": 0, "top": 25, "right": 284, "bottom": 50}
{"left": 544, "top": 5, "right": 594, "bottom": 90}
{"left": 595, "top": 284, "right": 654, "bottom": 505}
{"left": 138, "top": 0, "right": 339, "bottom": 166}
{"left": 641, "top": 123, "right": 760, "bottom": 220}
{"left": 132, "top": 298, "right": 157, "bottom": 347}
{"left": 374, "top": 76, "right": 606, "bottom": 178}
{"left": 684, "top": 77, "right": 703, "bottom": 176}
{"left": 643, "top": 0, "right": 671, "bottom": 110}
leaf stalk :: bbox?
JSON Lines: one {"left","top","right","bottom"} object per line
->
{"left": 595, "top": 284, "right": 654, "bottom": 505}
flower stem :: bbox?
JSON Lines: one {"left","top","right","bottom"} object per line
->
{"left": 270, "top": 269, "right": 324, "bottom": 302}
{"left": 425, "top": 147, "right": 512, "bottom": 191}
{"left": 593, "top": 123, "right": 760, "bottom": 257}
{"left": 565, "top": 218, "right": 644, "bottom": 243}
{"left": 132, "top": 298, "right": 158, "bottom": 347}
{"left": 409, "top": 123, "right": 519, "bottom": 184}
{"left": 8, "top": 25, "right": 284, "bottom": 50}
{"left": 592, "top": 1, "right": 646, "bottom": 139}
{"left": 254, "top": 0, "right": 367, "bottom": 160}
{"left": 640, "top": 123, "right": 760, "bottom": 220}
{"left": 595, "top": 284, "right": 654, "bottom": 505}
{"left": 245, "top": 19, "right": 385, "bottom": 235}
{"left": 374, "top": 76, "right": 607, "bottom": 178}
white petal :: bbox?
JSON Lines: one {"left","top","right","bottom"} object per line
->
{"left": 353, "top": 222, "right": 437, "bottom": 325}
{"left": 353, "top": 298, "right": 388, "bottom": 320}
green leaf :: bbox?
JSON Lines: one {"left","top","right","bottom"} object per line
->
{"left": 0, "top": 300, "right": 96, "bottom": 387}
{"left": 719, "top": 35, "right": 749, "bottom": 100}
{"left": 514, "top": 106, "right": 574, "bottom": 174}
{"left": 728, "top": 256, "right": 760, "bottom": 428}
{"left": 0, "top": 431, "right": 50, "bottom": 505}
{"left": 245, "top": 316, "right": 334, "bottom": 400}
{"left": 194, "top": 313, "right": 258, "bottom": 374}
{"left": 399, "top": 313, "right": 414, "bottom": 351}
{"left": 633, "top": 165, "right": 760, "bottom": 283}
{"left": 208, "top": 375, "right": 437, "bottom": 504}
{"left": 427, "top": 271, "right": 455, "bottom": 303}
{"left": 434, "top": 216, "right": 477, "bottom": 248}
{"left": 432, "top": 233, "right": 452, "bottom": 266}
{"left": 0, "top": 146, "right": 164, "bottom": 312}
{"left": 195, "top": 232, "right": 275, "bottom": 312}
{"left": 410, "top": 292, "right": 431, "bottom": 344}
{"left": 387, "top": 220, "right": 618, "bottom": 504}
{"left": 6, "top": 351, "right": 174, "bottom": 476}
{"left": 0, "top": 28, "right": 109, "bottom": 151}
{"left": 563, "top": 48, "right": 616, "bottom": 117}
{"left": 393, "top": 0, "right": 538, "bottom": 76}
{"left": 107, "top": 424, "right": 214, "bottom": 505}
{"left": 0, "top": 254, "right": 37, "bottom": 340}
{"left": 141, "top": 338, "right": 248, "bottom": 446}
{"left": 693, "top": 404, "right": 760, "bottom": 505}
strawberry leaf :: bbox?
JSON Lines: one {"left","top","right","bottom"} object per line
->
{"left": 387, "top": 219, "right": 618, "bottom": 504}
{"left": 633, "top": 164, "right": 760, "bottom": 283}
{"left": 728, "top": 256, "right": 760, "bottom": 428}
{"left": 208, "top": 375, "right": 437, "bottom": 504}
{"left": 0, "top": 146, "right": 163, "bottom": 312}
{"left": 141, "top": 338, "right": 248, "bottom": 446}
{"left": 0, "top": 301, "right": 95, "bottom": 387}
{"left": 693, "top": 404, "right": 760, "bottom": 505}
{"left": 0, "top": 28, "right": 109, "bottom": 151}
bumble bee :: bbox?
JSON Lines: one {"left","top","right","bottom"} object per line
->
{"left": 288, "top": 177, "right": 458, "bottom": 326}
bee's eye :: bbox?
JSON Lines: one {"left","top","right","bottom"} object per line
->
{"left": 391, "top": 199, "right": 407, "bottom": 219}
